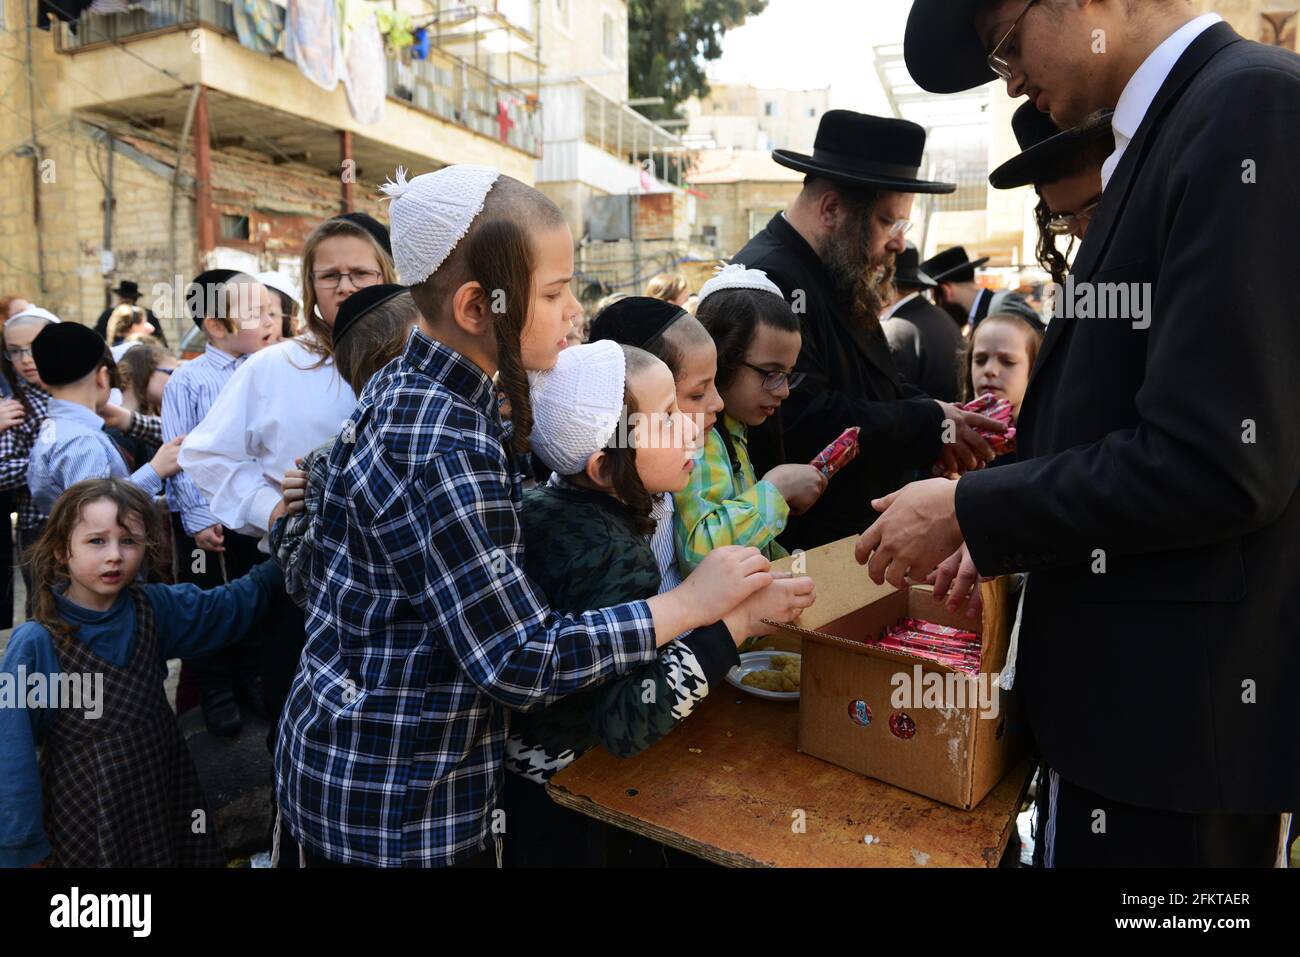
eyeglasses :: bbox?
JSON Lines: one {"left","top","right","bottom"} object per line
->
{"left": 988, "top": 0, "right": 1039, "bottom": 82}
{"left": 312, "top": 269, "right": 382, "bottom": 290}
{"left": 886, "top": 219, "right": 914, "bottom": 240}
{"left": 1046, "top": 195, "right": 1103, "bottom": 237}
{"left": 741, "top": 361, "right": 805, "bottom": 393}
{"left": 5, "top": 346, "right": 33, "bottom": 361}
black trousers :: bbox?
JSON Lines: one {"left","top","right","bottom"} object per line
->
{"left": 172, "top": 513, "right": 264, "bottom": 692}
{"left": 1037, "top": 769, "right": 1287, "bottom": 867}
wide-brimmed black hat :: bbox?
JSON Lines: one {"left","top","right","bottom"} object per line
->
{"left": 904, "top": 0, "right": 996, "bottom": 94}
{"left": 112, "top": 280, "right": 141, "bottom": 299}
{"left": 893, "top": 242, "right": 936, "bottom": 289}
{"left": 990, "top": 105, "right": 1114, "bottom": 189}
{"left": 921, "top": 246, "right": 990, "bottom": 285}
{"left": 772, "top": 110, "right": 955, "bottom": 194}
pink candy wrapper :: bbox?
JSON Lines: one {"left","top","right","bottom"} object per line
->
{"left": 811, "top": 426, "right": 861, "bottom": 478}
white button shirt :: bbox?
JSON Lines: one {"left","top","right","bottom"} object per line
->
{"left": 1100, "top": 13, "right": 1223, "bottom": 191}
{"left": 178, "top": 336, "right": 357, "bottom": 543}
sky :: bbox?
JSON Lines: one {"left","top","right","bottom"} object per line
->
{"left": 707, "top": 0, "right": 917, "bottom": 111}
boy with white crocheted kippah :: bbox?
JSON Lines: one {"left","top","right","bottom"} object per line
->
{"left": 274, "top": 167, "right": 817, "bottom": 868}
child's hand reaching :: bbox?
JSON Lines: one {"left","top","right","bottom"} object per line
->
{"left": 762, "top": 463, "right": 828, "bottom": 515}
{"left": 649, "top": 545, "right": 772, "bottom": 644}
{"left": 149, "top": 435, "right": 185, "bottom": 479}
{"left": 0, "top": 398, "right": 25, "bottom": 432}
{"left": 194, "top": 524, "right": 225, "bottom": 553}
{"left": 281, "top": 457, "right": 307, "bottom": 517}
{"left": 722, "top": 572, "right": 817, "bottom": 645}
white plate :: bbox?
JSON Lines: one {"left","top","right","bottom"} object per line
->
{"left": 726, "top": 650, "right": 801, "bottom": 701}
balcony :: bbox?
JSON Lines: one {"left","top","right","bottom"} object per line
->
{"left": 537, "top": 77, "right": 690, "bottom": 195}
{"left": 52, "top": 0, "right": 541, "bottom": 180}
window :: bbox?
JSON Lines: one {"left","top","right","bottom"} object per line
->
{"left": 555, "top": 0, "right": 570, "bottom": 29}
{"left": 702, "top": 224, "right": 718, "bottom": 246}
{"left": 807, "top": 107, "right": 817, "bottom": 117}
{"left": 219, "top": 214, "right": 250, "bottom": 241}
{"left": 764, "top": 101, "right": 776, "bottom": 117}
{"left": 602, "top": 12, "right": 615, "bottom": 60}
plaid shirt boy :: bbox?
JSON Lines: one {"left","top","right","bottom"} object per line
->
{"left": 274, "top": 328, "right": 657, "bottom": 867}
{"left": 673, "top": 412, "right": 789, "bottom": 575}
{"left": 0, "top": 381, "right": 52, "bottom": 530}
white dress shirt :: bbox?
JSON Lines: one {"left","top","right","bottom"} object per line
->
{"left": 1100, "top": 13, "right": 1223, "bottom": 191}
{"left": 178, "top": 336, "right": 356, "bottom": 543}
{"left": 881, "top": 290, "right": 920, "bottom": 322}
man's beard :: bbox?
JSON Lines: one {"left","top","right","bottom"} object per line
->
{"left": 821, "top": 210, "right": 895, "bottom": 330}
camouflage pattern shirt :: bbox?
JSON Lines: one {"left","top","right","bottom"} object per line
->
{"left": 506, "top": 476, "right": 739, "bottom": 784}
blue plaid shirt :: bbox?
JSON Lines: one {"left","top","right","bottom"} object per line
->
{"left": 274, "top": 328, "right": 657, "bottom": 867}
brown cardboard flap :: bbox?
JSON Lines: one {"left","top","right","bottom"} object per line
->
{"left": 767, "top": 535, "right": 899, "bottom": 633}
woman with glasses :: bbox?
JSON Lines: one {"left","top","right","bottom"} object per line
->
{"left": 178, "top": 215, "right": 396, "bottom": 823}
{"left": 673, "top": 267, "right": 828, "bottom": 574}
{"left": 989, "top": 102, "right": 1114, "bottom": 288}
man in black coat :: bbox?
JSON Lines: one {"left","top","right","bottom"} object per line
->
{"left": 922, "top": 246, "right": 993, "bottom": 335}
{"left": 860, "top": 0, "right": 1300, "bottom": 867}
{"left": 883, "top": 242, "right": 965, "bottom": 403}
{"left": 733, "top": 111, "right": 1007, "bottom": 552}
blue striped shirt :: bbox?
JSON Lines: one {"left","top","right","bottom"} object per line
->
{"left": 162, "top": 344, "right": 246, "bottom": 534}
{"left": 274, "top": 329, "right": 657, "bottom": 867}
{"left": 27, "top": 399, "right": 162, "bottom": 515}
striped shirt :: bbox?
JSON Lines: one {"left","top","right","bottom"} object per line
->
{"left": 27, "top": 399, "right": 162, "bottom": 515}
{"left": 673, "top": 412, "right": 790, "bottom": 575}
{"left": 0, "top": 381, "right": 52, "bottom": 530}
{"left": 275, "top": 328, "right": 657, "bottom": 867}
{"left": 162, "top": 344, "right": 246, "bottom": 534}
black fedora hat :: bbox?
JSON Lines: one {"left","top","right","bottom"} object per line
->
{"left": 990, "top": 105, "right": 1113, "bottom": 189}
{"left": 921, "top": 246, "right": 990, "bottom": 285}
{"left": 772, "top": 110, "right": 955, "bottom": 194}
{"left": 112, "top": 280, "right": 141, "bottom": 299}
{"left": 893, "top": 242, "right": 937, "bottom": 289}
{"left": 904, "top": 0, "right": 995, "bottom": 95}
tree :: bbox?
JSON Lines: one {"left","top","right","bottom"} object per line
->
{"left": 628, "top": 0, "right": 769, "bottom": 122}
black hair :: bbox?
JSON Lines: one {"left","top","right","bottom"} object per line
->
{"left": 694, "top": 287, "right": 800, "bottom": 393}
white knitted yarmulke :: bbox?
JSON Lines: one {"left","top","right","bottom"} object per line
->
{"left": 254, "top": 271, "right": 302, "bottom": 308}
{"left": 697, "top": 262, "right": 784, "bottom": 304}
{"left": 528, "top": 340, "right": 627, "bottom": 476}
{"left": 380, "top": 165, "right": 501, "bottom": 285}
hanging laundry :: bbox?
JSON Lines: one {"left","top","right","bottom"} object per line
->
{"left": 232, "top": 0, "right": 286, "bottom": 55}
{"left": 88, "top": 0, "right": 130, "bottom": 14}
{"left": 410, "top": 26, "right": 430, "bottom": 61}
{"left": 284, "top": 0, "right": 341, "bottom": 92}
{"left": 341, "top": 0, "right": 385, "bottom": 125}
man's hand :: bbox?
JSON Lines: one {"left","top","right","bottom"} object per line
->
{"left": 935, "top": 401, "right": 1006, "bottom": 475}
{"left": 194, "top": 524, "right": 225, "bottom": 553}
{"left": 927, "top": 542, "right": 987, "bottom": 619}
{"left": 854, "top": 478, "right": 963, "bottom": 588}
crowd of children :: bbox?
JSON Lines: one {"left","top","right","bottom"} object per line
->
{"left": 0, "top": 159, "right": 1050, "bottom": 870}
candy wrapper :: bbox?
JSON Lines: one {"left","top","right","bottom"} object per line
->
{"left": 811, "top": 426, "right": 861, "bottom": 478}
{"left": 867, "top": 617, "right": 983, "bottom": 675}
{"left": 936, "top": 392, "right": 1018, "bottom": 468}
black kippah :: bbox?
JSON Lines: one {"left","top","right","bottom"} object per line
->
{"left": 32, "top": 322, "right": 110, "bottom": 386}
{"left": 588, "top": 296, "right": 688, "bottom": 348}
{"left": 335, "top": 212, "right": 393, "bottom": 258}
{"left": 332, "top": 284, "right": 409, "bottom": 344}
{"left": 187, "top": 268, "right": 243, "bottom": 328}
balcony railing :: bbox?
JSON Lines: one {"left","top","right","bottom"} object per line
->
{"left": 55, "top": 0, "right": 542, "bottom": 157}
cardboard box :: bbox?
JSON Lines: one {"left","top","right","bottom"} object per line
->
{"left": 768, "top": 536, "right": 1028, "bottom": 810}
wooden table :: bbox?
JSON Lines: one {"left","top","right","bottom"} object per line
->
{"left": 547, "top": 690, "right": 1034, "bottom": 867}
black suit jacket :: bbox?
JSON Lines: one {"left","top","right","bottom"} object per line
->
{"left": 883, "top": 294, "right": 966, "bottom": 403}
{"left": 734, "top": 214, "right": 944, "bottom": 550}
{"left": 957, "top": 23, "right": 1300, "bottom": 813}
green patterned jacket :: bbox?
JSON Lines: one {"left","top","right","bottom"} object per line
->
{"left": 506, "top": 476, "right": 738, "bottom": 784}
